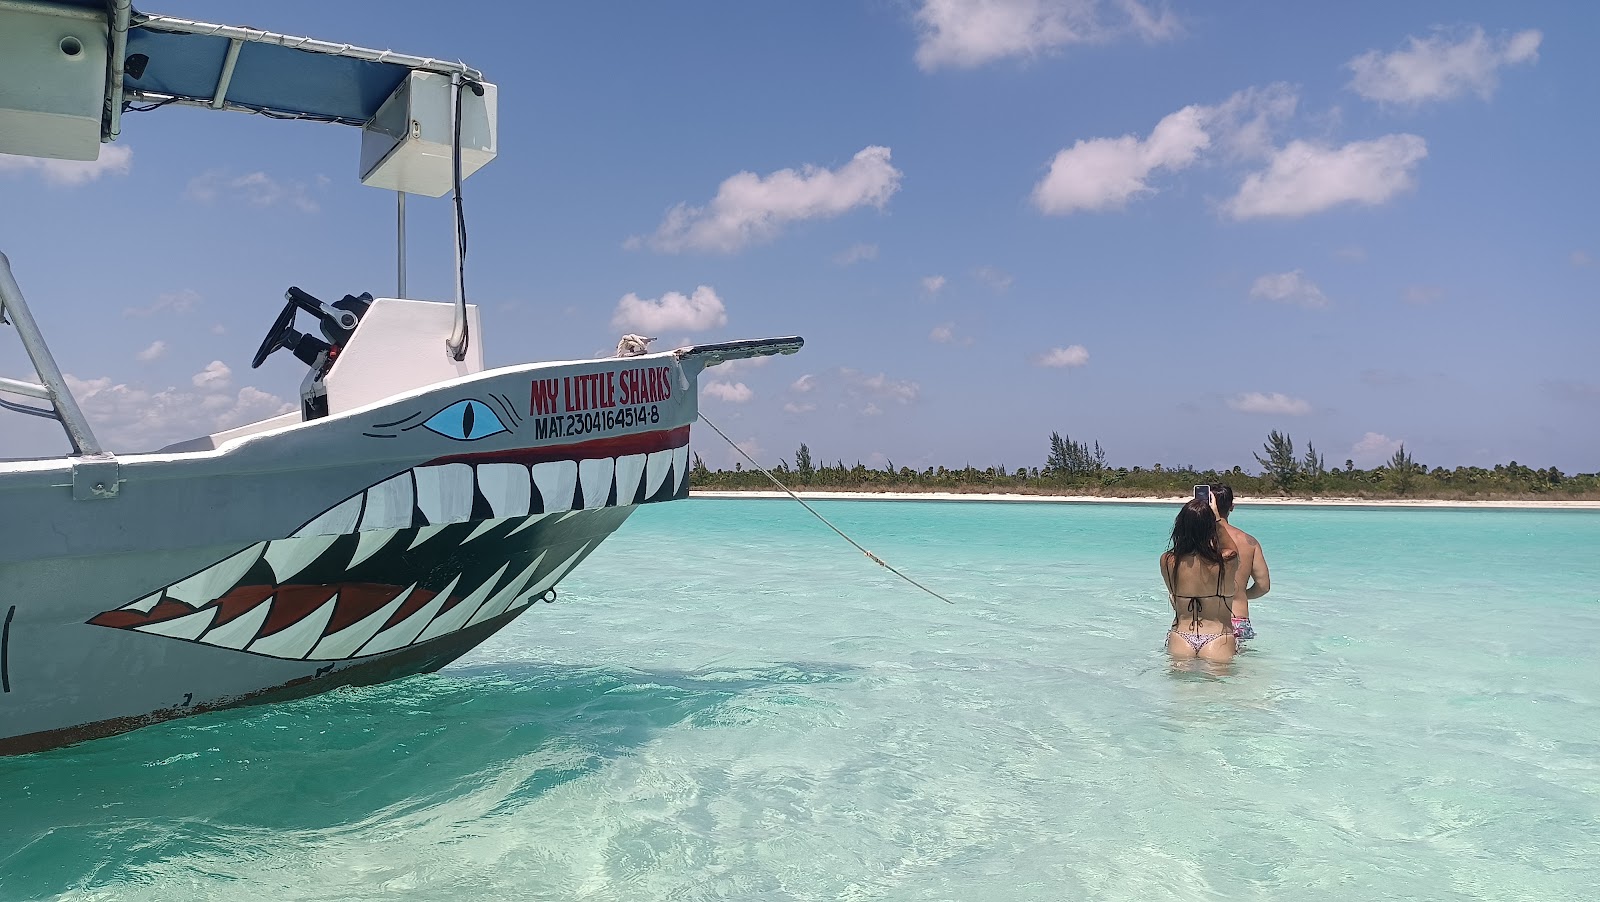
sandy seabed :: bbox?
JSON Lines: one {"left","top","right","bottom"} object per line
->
{"left": 691, "top": 490, "right": 1600, "bottom": 510}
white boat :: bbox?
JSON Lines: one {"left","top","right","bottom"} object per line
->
{"left": 0, "top": 0, "right": 801, "bottom": 755}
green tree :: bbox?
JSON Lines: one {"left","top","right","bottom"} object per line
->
{"left": 1390, "top": 443, "right": 1416, "bottom": 495}
{"left": 1254, "top": 430, "right": 1300, "bottom": 491}
{"left": 795, "top": 443, "right": 815, "bottom": 483}
{"left": 1302, "top": 441, "right": 1327, "bottom": 488}
{"left": 1045, "top": 432, "right": 1106, "bottom": 476}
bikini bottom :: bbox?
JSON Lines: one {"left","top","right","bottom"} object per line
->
{"left": 1168, "top": 629, "right": 1231, "bottom": 653}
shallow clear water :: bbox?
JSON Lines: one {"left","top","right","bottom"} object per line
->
{"left": 3, "top": 499, "right": 1598, "bottom": 901}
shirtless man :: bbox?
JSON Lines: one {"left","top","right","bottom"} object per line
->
{"left": 1210, "top": 484, "right": 1270, "bottom": 640}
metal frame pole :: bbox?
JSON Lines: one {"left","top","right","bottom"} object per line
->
{"left": 0, "top": 253, "right": 104, "bottom": 455}
{"left": 396, "top": 191, "right": 407, "bottom": 298}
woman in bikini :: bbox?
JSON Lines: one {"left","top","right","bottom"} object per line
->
{"left": 1160, "top": 496, "right": 1241, "bottom": 663}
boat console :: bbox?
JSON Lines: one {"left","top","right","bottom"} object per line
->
{"left": 252, "top": 287, "right": 374, "bottom": 420}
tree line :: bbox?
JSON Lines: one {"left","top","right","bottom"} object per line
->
{"left": 689, "top": 430, "right": 1600, "bottom": 500}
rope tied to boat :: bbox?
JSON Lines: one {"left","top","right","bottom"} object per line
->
{"left": 697, "top": 413, "right": 955, "bottom": 605}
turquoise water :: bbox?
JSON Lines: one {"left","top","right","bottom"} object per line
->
{"left": 3, "top": 499, "right": 1598, "bottom": 900}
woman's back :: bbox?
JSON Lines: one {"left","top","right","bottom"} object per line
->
{"left": 1160, "top": 498, "right": 1240, "bottom": 662}
{"left": 1163, "top": 552, "right": 1237, "bottom": 629}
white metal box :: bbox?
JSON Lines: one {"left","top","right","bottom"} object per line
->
{"left": 359, "top": 71, "right": 498, "bottom": 197}
{"left": 0, "top": 1, "right": 109, "bottom": 161}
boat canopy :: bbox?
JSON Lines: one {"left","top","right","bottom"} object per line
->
{"left": 6, "top": 0, "right": 483, "bottom": 148}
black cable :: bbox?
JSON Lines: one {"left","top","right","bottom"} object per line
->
{"left": 448, "top": 75, "right": 471, "bottom": 360}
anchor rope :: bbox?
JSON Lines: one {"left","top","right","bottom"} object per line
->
{"left": 697, "top": 413, "right": 955, "bottom": 605}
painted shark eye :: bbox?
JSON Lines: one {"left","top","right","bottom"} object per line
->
{"left": 421, "top": 400, "right": 507, "bottom": 441}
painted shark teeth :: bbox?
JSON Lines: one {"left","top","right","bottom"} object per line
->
{"left": 166, "top": 543, "right": 264, "bottom": 606}
{"left": 415, "top": 463, "right": 475, "bottom": 525}
{"left": 248, "top": 594, "right": 339, "bottom": 659}
{"left": 358, "top": 573, "right": 463, "bottom": 656}
{"left": 614, "top": 453, "right": 646, "bottom": 505}
{"left": 416, "top": 563, "right": 509, "bottom": 644}
{"left": 308, "top": 584, "right": 415, "bottom": 660}
{"left": 93, "top": 436, "right": 691, "bottom": 664}
{"left": 286, "top": 439, "right": 691, "bottom": 542}
{"left": 532, "top": 460, "right": 577, "bottom": 513}
{"left": 98, "top": 518, "right": 612, "bottom": 662}
{"left": 477, "top": 463, "right": 531, "bottom": 518}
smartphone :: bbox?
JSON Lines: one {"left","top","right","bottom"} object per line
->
{"left": 1194, "top": 485, "right": 1211, "bottom": 504}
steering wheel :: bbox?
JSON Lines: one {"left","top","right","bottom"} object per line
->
{"left": 251, "top": 297, "right": 301, "bottom": 369}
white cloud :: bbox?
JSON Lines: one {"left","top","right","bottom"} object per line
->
{"left": 1228, "top": 392, "right": 1311, "bottom": 415}
{"left": 975, "top": 265, "right": 1014, "bottom": 291}
{"left": 1032, "top": 85, "right": 1296, "bottom": 215}
{"left": 1032, "top": 104, "right": 1209, "bottom": 214}
{"left": 1225, "top": 135, "right": 1427, "bottom": 219}
{"left": 834, "top": 242, "right": 879, "bottom": 264}
{"left": 642, "top": 146, "right": 902, "bottom": 253}
{"left": 1036, "top": 345, "right": 1090, "bottom": 367}
{"left": 928, "top": 322, "right": 975, "bottom": 346}
{"left": 735, "top": 438, "right": 766, "bottom": 467}
{"left": 611, "top": 285, "right": 728, "bottom": 333}
{"left": 1249, "top": 270, "right": 1328, "bottom": 308}
{"left": 192, "top": 360, "right": 232, "bottom": 389}
{"left": 912, "top": 0, "right": 1178, "bottom": 70}
{"left": 790, "top": 374, "right": 817, "bottom": 393}
{"left": 1403, "top": 284, "right": 1443, "bottom": 305}
{"left": 703, "top": 381, "right": 754, "bottom": 403}
{"left": 842, "top": 368, "right": 920, "bottom": 404}
{"left": 1336, "top": 245, "right": 1368, "bottom": 263}
{"left": 711, "top": 356, "right": 771, "bottom": 378}
{"left": 1347, "top": 26, "right": 1541, "bottom": 106}
{"left": 1571, "top": 250, "right": 1593, "bottom": 267}
{"left": 861, "top": 403, "right": 884, "bottom": 416}
{"left": 0, "top": 144, "right": 133, "bottom": 186}
{"left": 1204, "top": 83, "right": 1299, "bottom": 160}
{"left": 124, "top": 289, "right": 200, "bottom": 318}
{"left": 783, "top": 401, "right": 817, "bottom": 414}
{"left": 63, "top": 369, "right": 296, "bottom": 452}
{"left": 186, "top": 169, "right": 319, "bottom": 212}
{"left": 136, "top": 340, "right": 167, "bottom": 362}
{"left": 1352, "top": 431, "right": 1403, "bottom": 463}
{"left": 1545, "top": 381, "right": 1600, "bottom": 406}
{"left": 922, "top": 274, "right": 947, "bottom": 295}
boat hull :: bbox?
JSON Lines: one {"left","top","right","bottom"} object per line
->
{"left": 0, "top": 352, "right": 701, "bottom": 754}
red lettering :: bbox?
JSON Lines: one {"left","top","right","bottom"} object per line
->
{"left": 561, "top": 376, "right": 574, "bottom": 412}
{"left": 659, "top": 366, "right": 672, "bottom": 399}
{"left": 603, "top": 371, "right": 616, "bottom": 408}
{"left": 530, "top": 378, "right": 560, "bottom": 416}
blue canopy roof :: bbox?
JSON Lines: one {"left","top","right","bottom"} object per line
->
{"left": 46, "top": 2, "right": 483, "bottom": 137}
{"left": 125, "top": 25, "right": 412, "bottom": 125}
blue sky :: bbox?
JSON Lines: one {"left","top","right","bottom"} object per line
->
{"left": 2, "top": 0, "right": 1597, "bottom": 473}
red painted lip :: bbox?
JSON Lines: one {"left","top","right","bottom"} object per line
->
{"left": 421, "top": 425, "right": 689, "bottom": 468}
{"left": 88, "top": 582, "right": 446, "bottom": 637}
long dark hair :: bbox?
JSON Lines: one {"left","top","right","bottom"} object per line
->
{"left": 1167, "top": 499, "right": 1224, "bottom": 565}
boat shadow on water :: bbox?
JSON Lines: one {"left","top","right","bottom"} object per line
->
{"left": 0, "top": 661, "right": 853, "bottom": 897}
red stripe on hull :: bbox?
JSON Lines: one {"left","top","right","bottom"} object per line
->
{"left": 423, "top": 425, "right": 689, "bottom": 468}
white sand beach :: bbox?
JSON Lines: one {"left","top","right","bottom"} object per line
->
{"left": 691, "top": 490, "right": 1600, "bottom": 510}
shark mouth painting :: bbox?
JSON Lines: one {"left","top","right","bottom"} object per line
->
{"left": 86, "top": 427, "right": 690, "bottom": 661}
